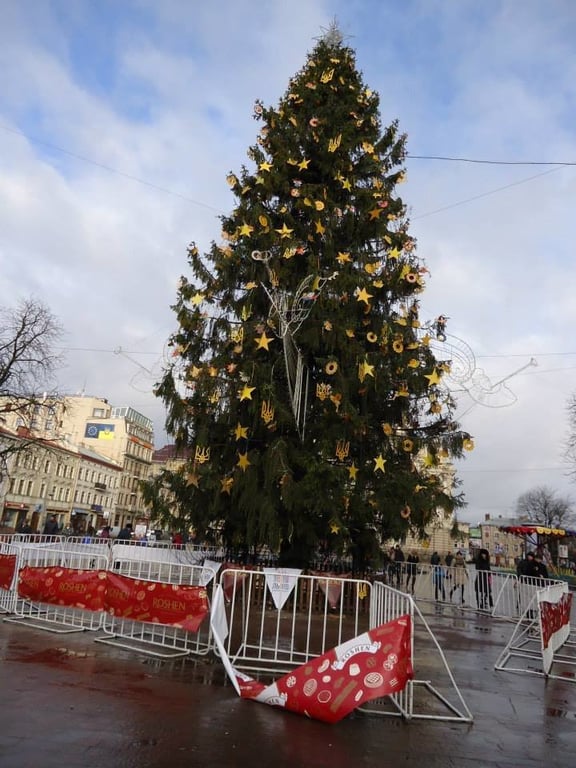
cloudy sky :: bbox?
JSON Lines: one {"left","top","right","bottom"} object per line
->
{"left": 1, "top": 0, "right": 575, "bottom": 525}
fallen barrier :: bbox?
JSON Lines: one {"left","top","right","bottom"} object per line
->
{"left": 494, "top": 581, "right": 576, "bottom": 681}
{"left": 210, "top": 568, "right": 473, "bottom": 723}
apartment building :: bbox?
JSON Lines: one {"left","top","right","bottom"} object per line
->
{"left": 0, "top": 428, "right": 122, "bottom": 533}
{"left": 0, "top": 394, "right": 154, "bottom": 532}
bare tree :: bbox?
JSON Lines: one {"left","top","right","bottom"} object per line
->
{"left": 514, "top": 485, "right": 574, "bottom": 528}
{"left": 0, "top": 298, "right": 64, "bottom": 477}
{"left": 564, "top": 393, "right": 576, "bottom": 480}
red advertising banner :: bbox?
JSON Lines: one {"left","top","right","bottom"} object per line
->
{"left": 105, "top": 572, "right": 209, "bottom": 632}
{"left": 0, "top": 554, "right": 17, "bottom": 590}
{"left": 540, "top": 592, "right": 573, "bottom": 650}
{"left": 235, "top": 615, "right": 413, "bottom": 723}
{"left": 18, "top": 566, "right": 107, "bottom": 611}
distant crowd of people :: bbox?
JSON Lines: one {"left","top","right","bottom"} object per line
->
{"left": 15, "top": 518, "right": 188, "bottom": 547}
{"left": 379, "top": 545, "right": 554, "bottom": 612}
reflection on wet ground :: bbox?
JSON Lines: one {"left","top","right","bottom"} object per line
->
{"left": 1, "top": 604, "right": 576, "bottom": 768}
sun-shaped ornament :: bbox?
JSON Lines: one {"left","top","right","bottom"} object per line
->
{"left": 325, "top": 360, "right": 338, "bottom": 375}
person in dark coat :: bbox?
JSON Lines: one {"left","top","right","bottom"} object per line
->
{"left": 405, "top": 550, "right": 419, "bottom": 595}
{"left": 43, "top": 515, "right": 60, "bottom": 536}
{"left": 392, "top": 545, "right": 405, "bottom": 588}
{"left": 430, "top": 551, "right": 446, "bottom": 602}
{"left": 533, "top": 553, "right": 549, "bottom": 583}
{"left": 517, "top": 551, "right": 538, "bottom": 579}
{"left": 117, "top": 523, "right": 133, "bottom": 540}
{"left": 474, "top": 548, "right": 493, "bottom": 610}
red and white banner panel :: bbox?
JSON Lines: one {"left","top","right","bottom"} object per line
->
{"left": 0, "top": 554, "right": 17, "bottom": 590}
{"left": 18, "top": 566, "right": 107, "bottom": 611}
{"left": 538, "top": 583, "right": 573, "bottom": 675}
{"left": 16, "top": 566, "right": 209, "bottom": 633}
{"left": 105, "top": 572, "right": 209, "bottom": 632}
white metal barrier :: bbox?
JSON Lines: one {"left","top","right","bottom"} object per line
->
{"left": 495, "top": 582, "right": 576, "bottom": 681}
{"left": 400, "top": 563, "right": 565, "bottom": 622}
{"left": 367, "top": 581, "right": 472, "bottom": 722}
{"left": 95, "top": 555, "right": 218, "bottom": 659}
{"left": 214, "top": 568, "right": 372, "bottom": 673}
{"left": 4, "top": 545, "right": 109, "bottom": 633}
{"left": 109, "top": 540, "right": 219, "bottom": 571}
{"left": 0, "top": 540, "right": 19, "bottom": 614}
{"left": 492, "top": 573, "right": 565, "bottom": 621}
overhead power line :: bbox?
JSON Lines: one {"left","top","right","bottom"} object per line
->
{"left": 0, "top": 123, "right": 222, "bottom": 213}
{"left": 407, "top": 154, "right": 575, "bottom": 166}
{"left": 1, "top": 123, "right": 572, "bottom": 222}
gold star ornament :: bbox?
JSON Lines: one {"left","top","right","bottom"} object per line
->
{"left": 220, "top": 477, "right": 234, "bottom": 494}
{"left": 275, "top": 223, "right": 294, "bottom": 239}
{"left": 255, "top": 332, "right": 273, "bottom": 351}
{"left": 373, "top": 454, "right": 387, "bottom": 474}
{"left": 356, "top": 287, "right": 373, "bottom": 306}
{"left": 239, "top": 385, "right": 256, "bottom": 401}
{"left": 237, "top": 452, "right": 251, "bottom": 471}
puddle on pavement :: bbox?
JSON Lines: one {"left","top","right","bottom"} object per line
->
{"left": 13, "top": 647, "right": 83, "bottom": 666}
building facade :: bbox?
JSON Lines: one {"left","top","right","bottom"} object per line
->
{"left": 0, "top": 395, "right": 154, "bottom": 533}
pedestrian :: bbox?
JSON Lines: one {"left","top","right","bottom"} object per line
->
{"left": 517, "top": 551, "right": 538, "bottom": 579}
{"left": 392, "top": 544, "right": 405, "bottom": 589}
{"left": 516, "top": 551, "right": 539, "bottom": 617}
{"left": 98, "top": 525, "right": 111, "bottom": 539}
{"left": 172, "top": 531, "right": 184, "bottom": 549}
{"left": 405, "top": 550, "right": 419, "bottom": 595}
{"left": 533, "top": 553, "right": 549, "bottom": 582}
{"left": 445, "top": 551, "right": 454, "bottom": 568}
{"left": 17, "top": 519, "right": 33, "bottom": 534}
{"left": 430, "top": 551, "right": 446, "bottom": 602}
{"left": 43, "top": 515, "right": 60, "bottom": 536}
{"left": 474, "top": 548, "right": 493, "bottom": 610}
{"left": 117, "top": 523, "right": 133, "bottom": 541}
{"left": 449, "top": 551, "right": 468, "bottom": 605}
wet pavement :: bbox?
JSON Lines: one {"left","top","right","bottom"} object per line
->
{"left": 1, "top": 604, "right": 575, "bottom": 768}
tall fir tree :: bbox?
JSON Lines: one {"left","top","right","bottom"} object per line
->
{"left": 153, "top": 26, "right": 472, "bottom": 569}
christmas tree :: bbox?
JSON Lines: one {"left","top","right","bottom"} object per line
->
{"left": 153, "top": 25, "right": 472, "bottom": 570}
